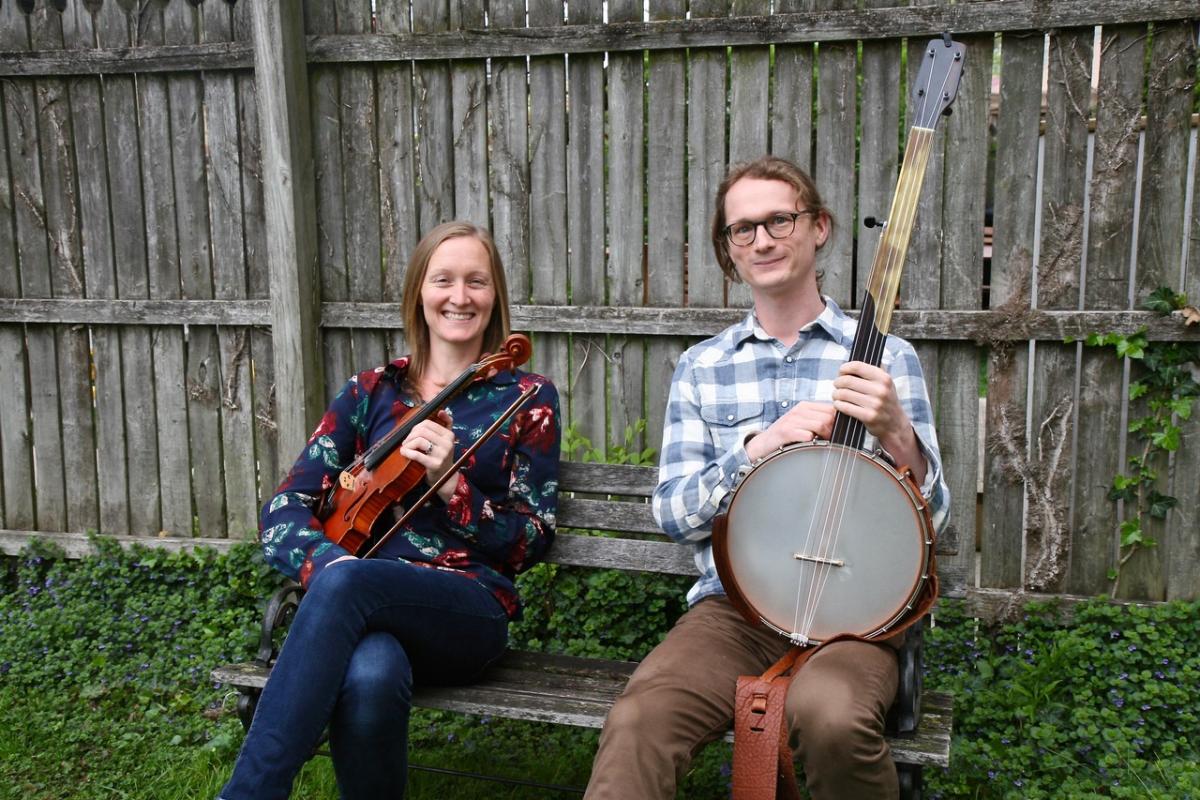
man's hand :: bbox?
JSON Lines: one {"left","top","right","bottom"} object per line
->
{"left": 745, "top": 401, "right": 835, "bottom": 462}
{"left": 832, "top": 361, "right": 926, "bottom": 484}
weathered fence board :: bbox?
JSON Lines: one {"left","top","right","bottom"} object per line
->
{"left": 412, "top": 0, "right": 454, "bottom": 228}
{"left": 936, "top": 26, "right": 991, "bottom": 598}
{"left": 645, "top": 0, "right": 687, "bottom": 447}
{"left": 527, "top": 0, "right": 570, "bottom": 409}
{"left": 99, "top": 0, "right": 161, "bottom": 538}
{"left": 1069, "top": 25, "right": 1144, "bottom": 598}
{"left": 564, "top": 0, "right": 607, "bottom": 450}
{"left": 606, "top": 0, "right": 646, "bottom": 454}
{"left": 136, "top": 2, "right": 193, "bottom": 539}
{"left": 980, "top": 31, "right": 1044, "bottom": 590}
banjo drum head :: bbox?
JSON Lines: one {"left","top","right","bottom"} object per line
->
{"left": 723, "top": 442, "right": 930, "bottom": 643}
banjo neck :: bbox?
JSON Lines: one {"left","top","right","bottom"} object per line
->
{"left": 831, "top": 39, "right": 965, "bottom": 450}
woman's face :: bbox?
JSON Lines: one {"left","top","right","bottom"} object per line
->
{"left": 420, "top": 236, "right": 497, "bottom": 351}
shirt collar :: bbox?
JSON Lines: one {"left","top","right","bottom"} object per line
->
{"left": 734, "top": 296, "right": 850, "bottom": 347}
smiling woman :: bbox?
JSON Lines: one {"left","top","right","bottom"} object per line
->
{"left": 218, "top": 221, "right": 561, "bottom": 800}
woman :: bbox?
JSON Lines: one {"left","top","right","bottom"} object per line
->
{"left": 219, "top": 222, "right": 560, "bottom": 800}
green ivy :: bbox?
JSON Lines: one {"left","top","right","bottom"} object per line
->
{"left": 0, "top": 536, "right": 282, "bottom": 748}
{"left": 924, "top": 598, "right": 1200, "bottom": 799}
{"left": 1084, "top": 286, "right": 1199, "bottom": 594}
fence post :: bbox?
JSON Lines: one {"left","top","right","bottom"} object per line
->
{"left": 251, "top": 0, "right": 324, "bottom": 470}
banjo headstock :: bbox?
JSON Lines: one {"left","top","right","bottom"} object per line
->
{"left": 911, "top": 37, "right": 966, "bottom": 130}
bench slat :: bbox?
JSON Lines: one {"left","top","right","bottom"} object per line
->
{"left": 212, "top": 649, "right": 952, "bottom": 768}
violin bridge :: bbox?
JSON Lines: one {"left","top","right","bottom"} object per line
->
{"left": 339, "top": 471, "right": 357, "bottom": 490}
{"left": 792, "top": 553, "right": 845, "bottom": 567}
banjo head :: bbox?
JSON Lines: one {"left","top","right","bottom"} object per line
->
{"left": 720, "top": 442, "right": 932, "bottom": 644}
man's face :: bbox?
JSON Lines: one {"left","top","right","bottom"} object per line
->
{"left": 722, "top": 177, "right": 828, "bottom": 298}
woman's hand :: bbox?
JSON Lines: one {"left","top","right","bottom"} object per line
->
{"left": 400, "top": 409, "right": 460, "bottom": 502}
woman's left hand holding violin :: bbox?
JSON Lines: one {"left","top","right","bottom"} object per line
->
{"left": 400, "top": 409, "right": 460, "bottom": 503}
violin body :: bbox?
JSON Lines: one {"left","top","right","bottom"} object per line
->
{"left": 316, "top": 333, "right": 532, "bottom": 556}
{"left": 318, "top": 406, "right": 451, "bottom": 555}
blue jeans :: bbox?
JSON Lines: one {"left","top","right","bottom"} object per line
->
{"left": 219, "top": 559, "right": 510, "bottom": 800}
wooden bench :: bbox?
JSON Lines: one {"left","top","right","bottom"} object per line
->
{"left": 213, "top": 461, "right": 957, "bottom": 798}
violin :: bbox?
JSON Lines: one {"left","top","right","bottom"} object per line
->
{"left": 317, "top": 333, "right": 533, "bottom": 556}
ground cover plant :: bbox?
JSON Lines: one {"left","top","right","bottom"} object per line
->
{"left": 2, "top": 537, "right": 1197, "bottom": 799}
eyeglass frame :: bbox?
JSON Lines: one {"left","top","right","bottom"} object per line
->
{"left": 721, "top": 209, "right": 820, "bottom": 247}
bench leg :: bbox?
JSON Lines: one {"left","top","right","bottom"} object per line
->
{"left": 235, "top": 689, "right": 260, "bottom": 732}
{"left": 897, "top": 764, "right": 922, "bottom": 800}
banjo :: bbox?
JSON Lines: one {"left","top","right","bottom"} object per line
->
{"left": 712, "top": 38, "right": 965, "bottom": 646}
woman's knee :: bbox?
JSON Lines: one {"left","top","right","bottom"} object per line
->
{"left": 341, "top": 633, "right": 413, "bottom": 720}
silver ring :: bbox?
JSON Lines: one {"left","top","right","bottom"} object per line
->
{"left": 424, "top": 441, "right": 434, "bottom": 455}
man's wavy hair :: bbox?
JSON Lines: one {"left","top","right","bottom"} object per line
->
{"left": 710, "top": 155, "right": 835, "bottom": 284}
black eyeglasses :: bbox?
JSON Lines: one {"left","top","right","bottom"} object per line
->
{"left": 722, "top": 210, "right": 817, "bottom": 246}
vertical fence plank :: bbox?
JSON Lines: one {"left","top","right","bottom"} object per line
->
{"left": 137, "top": 2, "right": 192, "bottom": 537}
{"left": 0, "top": 1, "right": 34, "bottom": 531}
{"left": 253, "top": 0, "right": 325, "bottom": 480}
{"left": 770, "top": 0, "right": 812, "bottom": 172}
{"left": 686, "top": 0, "right": 729, "bottom": 310}
{"left": 1069, "top": 25, "right": 1145, "bottom": 597}
{"left": 937, "top": 31, "right": 992, "bottom": 596}
{"left": 1120, "top": 22, "right": 1194, "bottom": 599}
{"left": 64, "top": 4, "right": 129, "bottom": 535}
{"left": 202, "top": 0, "right": 258, "bottom": 537}
{"left": 4, "top": 10, "right": 61, "bottom": 534}
{"left": 489, "top": 0, "right": 531, "bottom": 305}
{"left": 981, "top": 31, "right": 1043, "bottom": 589}
{"left": 1027, "top": 28, "right": 1091, "bottom": 593}
{"left": 413, "top": 0, "right": 455, "bottom": 227}
{"left": 644, "top": 0, "right": 688, "bottom": 447}
{"left": 725, "top": 0, "right": 769, "bottom": 311}
{"left": 233, "top": 1, "right": 278, "bottom": 511}
{"left": 1173, "top": 108, "right": 1200, "bottom": 599}
{"left": 27, "top": 7, "right": 79, "bottom": 534}
{"left": 449, "top": 0, "right": 488, "bottom": 227}
{"left": 528, "top": 0, "right": 570, "bottom": 399}
{"left": 565, "top": 0, "right": 607, "bottom": 450}
{"left": 97, "top": 0, "right": 161, "bottom": 537}
{"left": 860, "top": 11, "right": 902, "bottom": 314}
{"left": 813, "top": 0, "right": 857, "bottom": 308}
{"left": 607, "top": 0, "right": 646, "bottom": 452}
{"left": 304, "top": 0, "right": 352, "bottom": 405}
{"left": 166, "top": 0, "right": 226, "bottom": 538}
{"left": 339, "top": 0, "right": 387, "bottom": 376}
{"left": 377, "top": 0, "right": 418, "bottom": 360}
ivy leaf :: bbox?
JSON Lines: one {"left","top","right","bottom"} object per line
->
{"left": 1169, "top": 397, "right": 1193, "bottom": 420}
{"left": 1119, "top": 520, "right": 1143, "bottom": 547}
{"left": 1128, "top": 381, "right": 1149, "bottom": 400}
{"left": 1147, "top": 492, "right": 1178, "bottom": 519}
{"left": 1151, "top": 425, "right": 1181, "bottom": 452}
{"left": 1143, "top": 286, "right": 1184, "bottom": 313}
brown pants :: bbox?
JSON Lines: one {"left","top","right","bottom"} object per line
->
{"left": 584, "top": 597, "right": 899, "bottom": 800}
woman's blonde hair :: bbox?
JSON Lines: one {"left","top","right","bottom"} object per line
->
{"left": 400, "top": 221, "right": 511, "bottom": 380}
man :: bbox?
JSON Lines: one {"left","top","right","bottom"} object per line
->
{"left": 584, "top": 155, "right": 950, "bottom": 799}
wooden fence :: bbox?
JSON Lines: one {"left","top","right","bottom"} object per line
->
{"left": 0, "top": 0, "right": 1197, "bottom": 608}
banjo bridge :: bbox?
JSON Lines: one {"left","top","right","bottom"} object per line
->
{"left": 792, "top": 553, "right": 845, "bottom": 567}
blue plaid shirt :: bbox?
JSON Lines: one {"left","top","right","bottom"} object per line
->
{"left": 652, "top": 297, "right": 950, "bottom": 606}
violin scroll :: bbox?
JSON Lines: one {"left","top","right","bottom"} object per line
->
{"left": 477, "top": 333, "right": 532, "bottom": 380}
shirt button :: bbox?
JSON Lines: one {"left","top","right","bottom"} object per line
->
{"left": 785, "top": 356, "right": 793, "bottom": 363}
{"left": 727, "top": 414, "right": 735, "bottom": 421}
{"left": 781, "top": 401, "right": 789, "bottom": 408}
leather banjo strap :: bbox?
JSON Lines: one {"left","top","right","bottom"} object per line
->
{"left": 731, "top": 561, "right": 940, "bottom": 800}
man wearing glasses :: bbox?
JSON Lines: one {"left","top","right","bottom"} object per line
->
{"left": 584, "top": 155, "right": 948, "bottom": 799}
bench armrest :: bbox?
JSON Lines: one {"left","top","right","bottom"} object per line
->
{"left": 254, "top": 581, "right": 305, "bottom": 667}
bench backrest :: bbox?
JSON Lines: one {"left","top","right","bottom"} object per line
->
{"left": 552, "top": 462, "right": 964, "bottom": 598}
